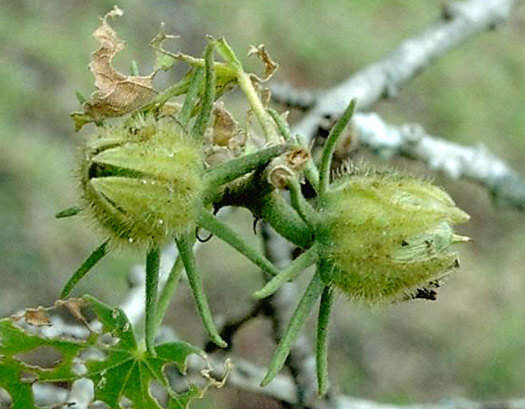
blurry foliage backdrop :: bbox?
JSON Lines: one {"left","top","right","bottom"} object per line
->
{"left": 1, "top": 1, "right": 525, "bottom": 407}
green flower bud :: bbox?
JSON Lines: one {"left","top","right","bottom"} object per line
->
{"left": 80, "top": 115, "right": 204, "bottom": 247}
{"left": 316, "top": 171, "right": 470, "bottom": 303}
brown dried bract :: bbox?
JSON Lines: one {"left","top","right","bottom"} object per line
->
{"left": 83, "top": 6, "right": 156, "bottom": 120}
{"left": 212, "top": 102, "right": 237, "bottom": 146}
{"left": 285, "top": 147, "right": 310, "bottom": 172}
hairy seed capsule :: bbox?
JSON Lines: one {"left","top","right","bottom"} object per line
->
{"left": 316, "top": 171, "right": 470, "bottom": 303}
{"left": 80, "top": 115, "right": 204, "bottom": 247}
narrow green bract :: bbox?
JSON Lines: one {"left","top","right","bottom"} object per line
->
{"left": 316, "top": 171, "right": 470, "bottom": 303}
{"left": 80, "top": 115, "right": 204, "bottom": 248}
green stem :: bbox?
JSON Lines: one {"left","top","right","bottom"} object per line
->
{"left": 237, "top": 71, "right": 280, "bottom": 144}
{"left": 255, "top": 191, "right": 314, "bottom": 249}
{"left": 175, "top": 233, "right": 227, "bottom": 348}
{"left": 168, "top": 53, "right": 235, "bottom": 78}
{"left": 318, "top": 99, "right": 356, "bottom": 195}
{"left": 267, "top": 108, "right": 292, "bottom": 142}
{"left": 287, "top": 177, "right": 318, "bottom": 229}
{"left": 141, "top": 74, "right": 192, "bottom": 112}
{"left": 155, "top": 255, "right": 184, "bottom": 330}
{"left": 211, "top": 172, "right": 313, "bottom": 248}
{"left": 216, "top": 38, "right": 279, "bottom": 144}
{"left": 192, "top": 42, "right": 216, "bottom": 141}
{"left": 316, "top": 285, "right": 335, "bottom": 396}
{"left": 204, "top": 144, "right": 286, "bottom": 189}
{"left": 260, "top": 272, "right": 325, "bottom": 387}
{"left": 197, "top": 208, "right": 279, "bottom": 277}
{"left": 179, "top": 68, "right": 204, "bottom": 128}
{"left": 254, "top": 245, "right": 318, "bottom": 299}
{"left": 60, "top": 240, "right": 109, "bottom": 298}
{"left": 145, "top": 246, "right": 161, "bottom": 356}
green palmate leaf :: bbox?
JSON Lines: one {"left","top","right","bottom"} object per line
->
{"left": 0, "top": 296, "right": 215, "bottom": 409}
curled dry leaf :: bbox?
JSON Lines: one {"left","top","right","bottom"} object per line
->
{"left": 247, "top": 44, "right": 279, "bottom": 81}
{"left": 200, "top": 358, "right": 233, "bottom": 389}
{"left": 81, "top": 7, "right": 157, "bottom": 123}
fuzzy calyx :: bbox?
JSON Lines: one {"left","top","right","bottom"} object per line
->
{"left": 80, "top": 115, "right": 204, "bottom": 248}
{"left": 316, "top": 171, "right": 469, "bottom": 303}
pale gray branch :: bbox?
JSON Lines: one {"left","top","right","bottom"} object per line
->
{"left": 206, "top": 354, "right": 299, "bottom": 404}
{"left": 270, "top": 83, "right": 317, "bottom": 110}
{"left": 292, "top": 0, "right": 518, "bottom": 141}
{"left": 203, "top": 354, "right": 525, "bottom": 409}
{"left": 353, "top": 112, "right": 525, "bottom": 210}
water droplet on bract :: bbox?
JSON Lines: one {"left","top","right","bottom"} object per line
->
{"left": 158, "top": 219, "right": 164, "bottom": 225}
{"left": 123, "top": 322, "right": 130, "bottom": 332}
{"left": 128, "top": 237, "right": 134, "bottom": 243}
{"left": 168, "top": 152, "right": 174, "bottom": 158}
{"left": 142, "top": 179, "right": 147, "bottom": 185}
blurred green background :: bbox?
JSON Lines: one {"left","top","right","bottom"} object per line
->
{"left": 1, "top": 1, "right": 525, "bottom": 408}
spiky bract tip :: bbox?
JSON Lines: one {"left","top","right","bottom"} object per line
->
{"left": 79, "top": 115, "right": 204, "bottom": 248}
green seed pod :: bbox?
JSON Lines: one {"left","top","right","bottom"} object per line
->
{"left": 316, "top": 171, "right": 470, "bottom": 304}
{"left": 80, "top": 115, "right": 204, "bottom": 248}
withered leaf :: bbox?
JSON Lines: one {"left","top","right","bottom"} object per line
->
{"left": 247, "top": 44, "right": 278, "bottom": 81}
{"left": 83, "top": 7, "right": 157, "bottom": 121}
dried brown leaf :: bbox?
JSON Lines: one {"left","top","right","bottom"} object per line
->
{"left": 247, "top": 44, "right": 278, "bottom": 81}
{"left": 83, "top": 6, "right": 157, "bottom": 121}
